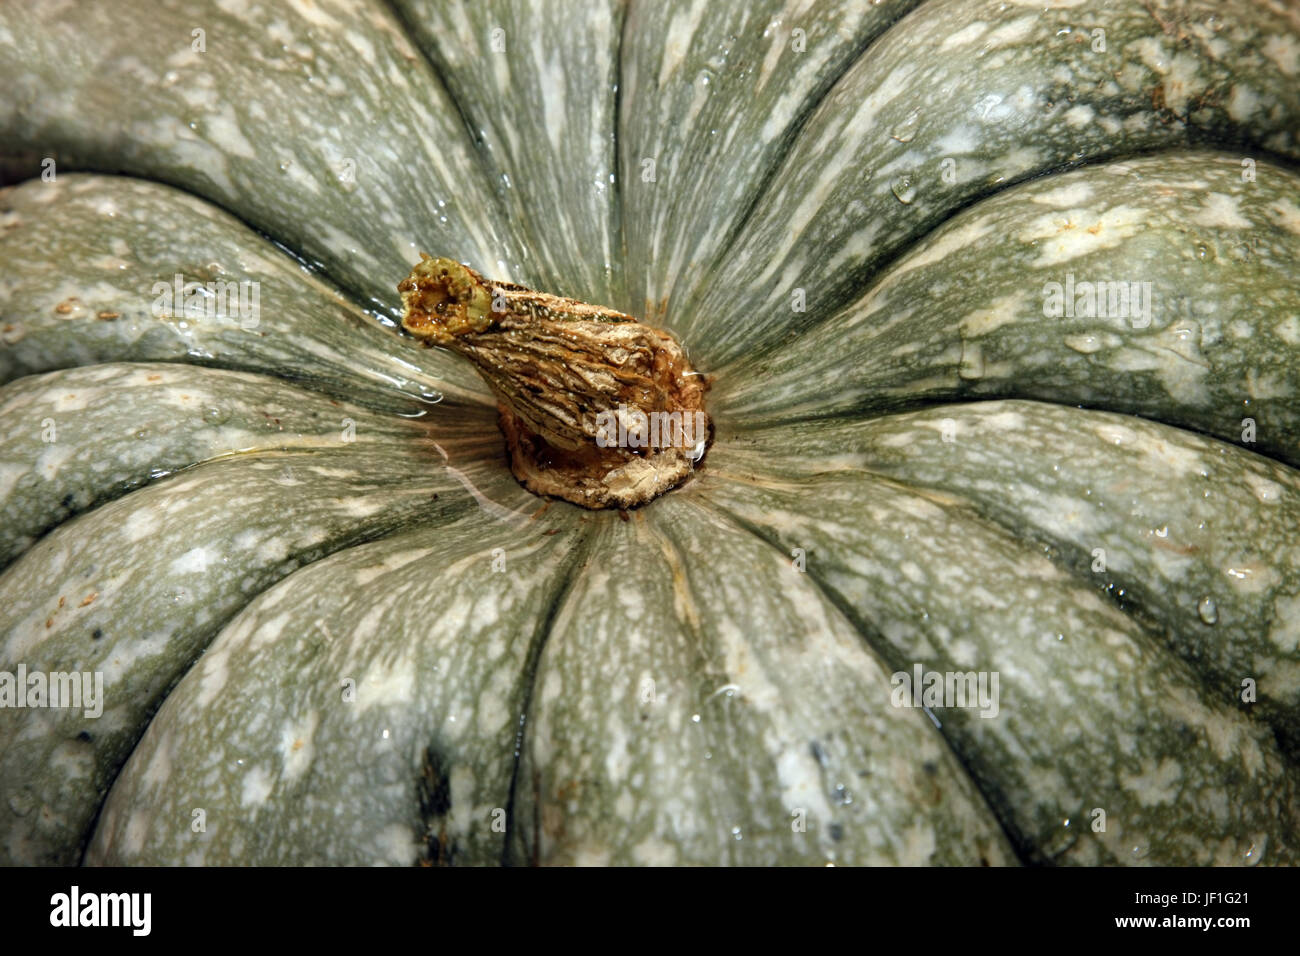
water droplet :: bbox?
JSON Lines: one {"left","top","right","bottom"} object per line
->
{"left": 1197, "top": 596, "right": 1218, "bottom": 624}
{"left": 691, "top": 713, "right": 701, "bottom": 723}
{"left": 891, "top": 109, "right": 920, "bottom": 142}
{"left": 202, "top": 406, "right": 228, "bottom": 425}
{"left": 731, "top": 826, "right": 743, "bottom": 840}
{"left": 890, "top": 174, "right": 917, "bottom": 204}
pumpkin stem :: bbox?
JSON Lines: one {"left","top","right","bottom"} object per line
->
{"left": 398, "top": 254, "right": 711, "bottom": 509}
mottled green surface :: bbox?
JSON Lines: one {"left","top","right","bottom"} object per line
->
{"left": 717, "top": 401, "right": 1300, "bottom": 752}
{"left": 693, "top": 452, "right": 1299, "bottom": 865}
{"left": 511, "top": 501, "right": 1015, "bottom": 865}
{"left": 394, "top": 0, "right": 627, "bottom": 307}
{"left": 690, "top": 0, "right": 1300, "bottom": 364}
{"left": 89, "top": 508, "right": 576, "bottom": 866}
{"left": 0, "top": 428, "right": 503, "bottom": 865}
{"left": 0, "top": 0, "right": 510, "bottom": 310}
{"left": 1, "top": 0, "right": 1298, "bottom": 867}
{"left": 616, "top": 0, "right": 923, "bottom": 325}
{"left": 717, "top": 152, "right": 1300, "bottom": 465}
{"left": 0, "top": 363, "right": 463, "bottom": 568}
{"left": 0, "top": 174, "right": 488, "bottom": 408}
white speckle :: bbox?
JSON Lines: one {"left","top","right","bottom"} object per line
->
{"left": 335, "top": 497, "right": 387, "bottom": 519}
{"left": 1262, "top": 34, "right": 1299, "bottom": 77}
{"left": 355, "top": 547, "right": 433, "bottom": 585}
{"left": 171, "top": 546, "right": 219, "bottom": 574}
{"left": 983, "top": 410, "right": 1026, "bottom": 432}
{"left": 1227, "top": 85, "right": 1262, "bottom": 123}
{"left": 1193, "top": 192, "right": 1251, "bottom": 230}
{"left": 1269, "top": 199, "right": 1300, "bottom": 235}
{"left": 194, "top": 649, "right": 230, "bottom": 707}
{"left": 123, "top": 508, "right": 161, "bottom": 542}
{"left": 940, "top": 21, "right": 988, "bottom": 50}
{"left": 34, "top": 443, "right": 74, "bottom": 480}
{"left": 240, "top": 763, "right": 275, "bottom": 806}
{"left": 285, "top": 0, "right": 340, "bottom": 30}
{"left": 356, "top": 658, "right": 416, "bottom": 711}
{"left": 959, "top": 292, "right": 1029, "bottom": 338}
{"left": 1062, "top": 104, "right": 1094, "bottom": 128}
{"left": 986, "top": 15, "right": 1037, "bottom": 48}
{"left": 1093, "top": 423, "right": 1137, "bottom": 446}
{"left": 1121, "top": 757, "right": 1182, "bottom": 807}
{"left": 1243, "top": 472, "right": 1284, "bottom": 504}
{"left": 1030, "top": 181, "right": 1094, "bottom": 207}
{"left": 372, "top": 823, "right": 416, "bottom": 865}
{"left": 891, "top": 219, "right": 994, "bottom": 282}
{"left": 205, "top": 104, "right": 257, "bottom": 159}
{"left": 1270, "top": 594, "right": 1300, "bottom": 654}
{"left": 632, "top": 839, "right": 678, "bottom": 865}
{"left": 1023, "top": 205, "right": 1148, "bottom": 267}
{"left": 658, "top": 0, "right": 708, "bottom": 87}
{"left": 279, "top": 712, "right": 319, "bottom": 782}
{"left": 256, "top": 537, "right": 289, "bottom": 563}
{"left": 1064, "top": 333, "right": 1104, "bottom": 354}
{"left": 0, "top": 463, "right": 26, "bottom": 499}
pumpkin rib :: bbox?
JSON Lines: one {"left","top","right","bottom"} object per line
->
{"left": 0, "top": 173, "right": 491, "bottom": 409}
{"left": 497, "top": 524, "right": 599, "bottom": 866}
{"left": 675, "top": 490, "right": 1041, "bottom": 868}
{"left": 690, "top": 136, "right": 1300, "bottom": 366}
{"left": 507, "top": 498, "right": 1019, "bottom": 865}
{"left": 84, "top": 510, "right": 586, "bottom": 865}
{"left": 697, "top": 141, "right": 1300, "bottom": 379}
{"left": 386, "top": 0, "right": 630, "bottom": 307}
{"left": 376, "top": 0, "right": 512, "bottom": 204}
{"left": 0, "top": 0, "right": 513, "bottom": 317}
{"left": 690, "top": 476, "right": 1104, "bottom": 863}
{"left": 0, "top": 437, "right": 506, "bottom": 866}
{"left": 706, "top": 404, "right": 1300, "bottom": 759}
{"left": 0, "top": 362, "right": 498, "bottom": 572}
{"left": 616, "top": 0, "right": 926, "bottom": 324}
{"left": 716, "top": 148, "right": 1300, "bottom": 468}
{"left": 695, "top": 466, "right": 1300, "bottom": 864}
{"left": 684, "top": 0, "right": 1300, "bottom": 367}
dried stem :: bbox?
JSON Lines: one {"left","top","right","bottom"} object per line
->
{"left": 398, "top": 254, "right": 711, "bottom": 508}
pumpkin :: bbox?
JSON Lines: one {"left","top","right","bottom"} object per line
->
{"left": 1, "top": 0, "right": 1299, "bottom": 867}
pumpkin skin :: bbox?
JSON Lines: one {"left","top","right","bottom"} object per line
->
{"left": 0, "top": 0, "right": 1299, "bottom": 866}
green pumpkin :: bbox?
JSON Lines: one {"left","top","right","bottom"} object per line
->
{"left": 1, "top": 0, "right": 1299, "bottom": 866}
